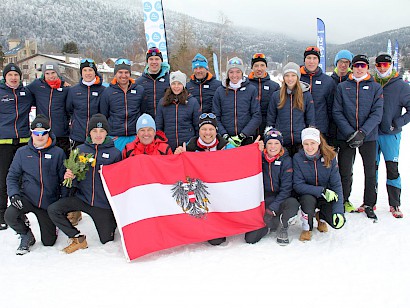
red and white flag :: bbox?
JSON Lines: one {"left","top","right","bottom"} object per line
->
{"left": 101, "top": 143, "right": 265, "bottom": 261}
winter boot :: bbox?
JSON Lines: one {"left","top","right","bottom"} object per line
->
{"left": 63, "top": 235, "right": 88, "bottom": 254}
{"left": 364, "top": 206, "right": 378, "bottom": 220}
{"left": 357, "top": 204, "right": 377, "bottom": 213}
{"left": 390, "top": 206, "right": 403, "bottom": 218}
{"left": 67, "top": 211, "right": 82, "bottom": 226}
{"left": 16, "top": 229, "right": 36, "bottom": 255}
{"left": 344, "top": 200, "right": 356, "bottom": 213}
{"left": 276, "top": 222, "right": 289, "bottom": 246}
{"left": 316, "top": 212, "right": 328, "bottom": 233}
{"left": 299, "top": 230, "right": 312, "bottom": 242}
{"left": 0, "top": 210, "right": 7, "bottom": 230}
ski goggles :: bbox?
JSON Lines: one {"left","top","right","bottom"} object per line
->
{"left": 305, "top": 46, "right": 320, "bottom": 53}
{"left": 352, "top": 62, "right": 368, "bottom": 68}
{"left": 80, "top": 58, "right": 96, "bottom": 64}
{"left": 228, "top": 58, "right": 243, "bottom": 65}
{"left": 115, "top": 58, "right": 131, "bottom": 66}
{"left": 252, "top": 53, "right": 266, "bottom": 60}
{"left": 375, "top": 62, "right": 391, "bottom": 68}
{"left": 199, "top": 113, "right": 216, "bottom": 120}
{"left": 31, "top": 129, "right": 50, "bottom": 137}
{"left": 147, "top": 47, "right": 161, "bottom": 56}
{"left": 192, "top": 56, "right": 207, "bottom": 63}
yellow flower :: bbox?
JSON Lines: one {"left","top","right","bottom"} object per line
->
{"left": 78, "top": 155, "right": 87, "bottom": 163}
{"left": 91, "top": 159, "right": 96, "bottom": 168}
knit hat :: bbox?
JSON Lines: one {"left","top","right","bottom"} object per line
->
{"left": 170, "top": 70, "right": 187, "bottom": 88}
{"left": 146, "top": 46, "right": 163, "bottom": 62}
{"left": 2, "top": 63, "right": 22, "bottom": 80}
{"left": 304, "top": 46, "right": 321, "bottom": 61}
{"left": 192, "top": 53, "right": 209, "bottom": 71}
{"left": 80, "top": 59, "right": 98, "bottom": 75}
{"left": 264, "top": 127, "right": 284, "bottom": 146}
{"left": 226, "top": 57, "right": 245, "bottom": 74}
{"left": 42, "top": 62, "right": 60, "bottom": 75}
{"left": 136, "top": 113, "right": 156, "bottom": 132}
{"left": 31, "top": 114, "right": 50, "bottom": 130}
{"left": 352, "top": 54, "right": 369, "bottom": 65}
{"left": 251, "top": 53, "right": 267, "bottom": 67}
{"left": 283, "top": 62, "right": 301, "bottom": 80}
{"left": 301, "top": 127, "right": 321, "bottom": 144}
{"left": 114, "top": 59, "right": 131, "bottom": 75}
{"left": 334, "top": 50, "right": 353, "bottom": 66}
{"left": 376, "top": 54, "right": 392, "bottom": 64}
{"left": 88, "top": 113, "right": 110, "bottom": 135}
{"left": 198, "top": 113, "right": 218, "bottom": 129}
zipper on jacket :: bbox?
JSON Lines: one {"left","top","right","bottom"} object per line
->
{"left": 13, "top": 88, "right": 19, "bottom": 138}
{"left": 85, "top": 86, "right": 91, "bottom": 140}
{"left": 48, "top": 89, "right": 53, "bottom": 128}
{"left": 314, "top": 160, "right": 318, "bottom": 186}
{"left": 91, "top": 145, "right": 98, "bottom": 206}
{"left": 175, "top": 104, "right": 179, "bottom": 147}
{"left": 38, "top": 151, "right": 44, "bottom": 208}
{"left": 290, "top": 94, "right": 294, "bottom": 145}
{"left": 234, "top": 90, "right": 238, "bottom": 135}
{"left": 268, "top": 162, "right": 274, "bottom": 192}
{"left": 356, "top": 82, "right": 359, "bottom": 130}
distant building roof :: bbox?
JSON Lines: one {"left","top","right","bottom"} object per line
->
{"left": 4, "top": 43, "right": 23, "bottom": 56}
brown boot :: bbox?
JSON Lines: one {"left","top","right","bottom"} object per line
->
{"left": 62, "top": 235, "right": 88, "bottom": 254}
{"left": 316, "top": 212, "right": 328, "bottom": 233}
{"left": 67, "top": 211, "right": 82, "bottom": 226}
{"left": 299, "top": 230, "right": 312, "bottom": 241}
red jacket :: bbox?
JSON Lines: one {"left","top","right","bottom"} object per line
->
{"left": 122, "top": 130, "right": 172, "bottom": 158}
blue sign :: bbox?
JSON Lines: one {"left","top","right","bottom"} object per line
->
{"left": 143, "top": 2, "right": 152, "bottom": 12}
{"left": 150, "top": 12, "right": 159, "bottom": 22}
{"left": 155, "top": 1, "right": 162, "bottom": 11}
{"left": 159, "top": 42, "right": 166, "bottom": 51}
{"left": 152, "top": 32, "right": 161, "bottom": 42}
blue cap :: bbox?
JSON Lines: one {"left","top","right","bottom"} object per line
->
{"left": 136, "top": 113, "right": 156, "bottom": 132}
{"left": 334, "top": 50, "right": 353, "bottom": 67}
{"left": 192, "top": 53, "right": 209, "bottom": 71}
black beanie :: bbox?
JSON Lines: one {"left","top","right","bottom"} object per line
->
{"left": 146, "top": 47, "right": 163, "bottom": 62}
{"left": 88, "top": 113, "right": 110, "bottom": 135}
{"left": 80, "top": 59, "right": 98, "bottom": 75}
{"left": 31, "top": 114, "right": 50, "bottom": 130}
{"left": 251, "top": 57, "right": 267, "bottom": 68}
{"left": 352, "top": 54, "right": 369, "bottom": 65}
{"left": 376, "top": 54, "right": 392, "bottom": 64}
{"left": 3, "top": 63, "right": 22, "bottom": 80}
{"left": 304, "top": 47, "right": 321, "bottom": 61}
{"left": 198, "top": 114, "right": 218, "bottom": 129}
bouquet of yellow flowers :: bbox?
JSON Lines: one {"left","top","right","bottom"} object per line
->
{"left": 62, "top": 148, "right": 96, "bottom": 188}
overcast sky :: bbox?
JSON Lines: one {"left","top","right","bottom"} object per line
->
{"left": 164, "top": 0, "right": 410, "bottom": 44}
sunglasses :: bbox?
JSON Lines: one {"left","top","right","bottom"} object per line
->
{"left": 31, "top": 129, "right": 50, "bottom": 136}
{"left": 252, "top": 53, "right": 266, "bottom": 59}
{"left": 305, "top": 46, "right": 320, "bottom": 52}
{"left": 375, "top": 62, "right": 391, "bottom": 68}
{"left": 80, "top": 58, "right": 95, "bottom": 64}
{"left": 147, "top": 47, "right": 161, "bottom": 55}
{"left": 228, "top": 58, "right": 243, "bottom": 65}
{"left": 352, "top": 62, "right": 368, "bottom": 68}
{"left": 199, "top": 113, "right": 216, "bottom": 119}
{"left": 115, "top": 58, "right": 131, "bottom": 66}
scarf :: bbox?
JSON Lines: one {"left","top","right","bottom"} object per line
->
{"left": 46, "top": 78, "right": 62, "bottom": 89}
{"left": 229, "top": 80, "right": 242, "bottom": 89}
{"left": 82, "top": 78, "right": 96, "bottom": 87}
{"left": 352, "top": 73, "right": 368, "bottom": 83}
{"left": 197, "top": 137, "right": 218, "bottom": 151}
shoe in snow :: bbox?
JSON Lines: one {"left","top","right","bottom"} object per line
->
{"left": 390, "top": 206, "right": 403, "bottom": 218}
{"left": 316, "top": 212, "right": 328, "bottom": 232}
{"left": 344, "top": 201, "right": 356, "bottom": 213}
{"left": 0, "top": 211, "right": 7, "bottom": 230}
{"left": 364, "top": 206, "right": 378, "bottom": 222}
{"left": 276, "top": 223, "right": 289, "bottom": 246}
{"left": 63, "top": 235, "right": 88, "bottom": 254}
{"left": 16, "top": 229, "right": 36, "bottom": 255}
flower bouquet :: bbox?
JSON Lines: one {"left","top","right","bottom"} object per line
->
{"left": 62, "top": 148, "right": 96, "bottom": 188}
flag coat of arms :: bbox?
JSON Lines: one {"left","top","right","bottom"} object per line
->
{"left": 101, "top": 143, "right": 265, "bottom": 261}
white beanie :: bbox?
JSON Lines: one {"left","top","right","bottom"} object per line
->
{"left": 170, "top": 70, "right": 187, "bottom": 88}
{"left": 301, "top": 127, "right": 321, "bottom": 144}
{"left": 283, "top": 62, "right": 301, "bottom": 80}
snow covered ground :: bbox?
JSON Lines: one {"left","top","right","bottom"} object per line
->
{"left": 1, "top": 127, "right": 410, "bottom": 308}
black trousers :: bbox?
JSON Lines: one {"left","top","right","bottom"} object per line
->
{"left": 299, "top": 194, "right": 344, "bottom": 230}
{"left": 338, "top": 140, "right": 377, "bottom": 207}
{"left": 56, "top": 137, "right": 71, "bottom": 158}
{"left": 47, "top": 196, "right": 117, "bottom": 244}
{"left": 0, "top": 143, "right": 24, "bottom": 212}
{"left": 265, "top": 197, "right": 300, "bottom": 230}
{"left": 4, "top": 196, "right": 57, "bottom": 246}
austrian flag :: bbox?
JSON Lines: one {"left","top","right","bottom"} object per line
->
{"left": 101, "top": 143, "right": 265, "bottom": 261}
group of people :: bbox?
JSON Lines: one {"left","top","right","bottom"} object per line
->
{"left": 0, "top": 44, "right": 409, "bottom": 255}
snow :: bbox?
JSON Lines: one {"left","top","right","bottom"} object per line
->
{"left": 2, "top": 127, "right": 410, "bottom": 308}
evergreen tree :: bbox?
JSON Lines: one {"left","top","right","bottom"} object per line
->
{"left": 62, "top": 41, "right": 79, "bottom": 54}
{"left": 0, "top": 44, "right": 4, "bottom": 69}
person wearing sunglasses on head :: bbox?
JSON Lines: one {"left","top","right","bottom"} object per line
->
{"left": 99, "top": 58, "right": 144, "bottom": 151}
{"left": 300, "top": 46, "right": 336, "bottom": 144}
{"left": 248, "top": 53, "right": 280, "bottom": 138}
{"left": 4, "top": 114, "right": 67, "bottom": 255}
{"left": 333, "top": 54, "right": 383, "bottom": 220}
{"left": 186, "top": 53, "right": 221, "bottom": 114}
{"left": 26, "top": 62, "right": 71, "bottom": 156}
{"left": 374, "top": 54, "right": 410, "bottom": 219}
{"left": 155, "top": 70, "right": 200, "bottom": 152}
{"left": 212, "top": 56, "right": 261, "bottom": 148}
{"left": 329, "top": 50, "right": 354, "bottom": 152}
{"left": 135, "top": 47, "right": 171, "bottom": 118}
{"left": 266, "top": 62, "right": 315, "bottom": 157}
{"left": 0, "top": 63, "right": 34, "bottom": 231}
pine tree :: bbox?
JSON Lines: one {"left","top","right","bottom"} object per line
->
{"left": 62, "top": 41, "right": 79, "bottom": 54}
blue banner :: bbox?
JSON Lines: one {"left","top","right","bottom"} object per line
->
{"left": 317, "top": 18, "right": 326, "bottom": 71}
{"left": 387, "top": 39, "right": 392, "bottom": 55}
{"left": 143, "top": 0, "right": 169, "bottom": 62}
{"left": 394, "top": 40, "right": 399, "bottom": 72}
{"left": 213, "top": 53, "right": 220, "bottom": 81}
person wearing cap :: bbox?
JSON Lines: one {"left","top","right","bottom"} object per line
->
{"left": 258, "top": 127, "right": 300, "bottom": 245}
{"left": 48, "top": 113, "right": 122, "bottom": 254}
{"left": 266, "top": 62, "right": 315, "bottom": 156}
{"left": 186, "top": 53, "right": 221, "bottom": 114}
{"left": 155, "top": 70, "right": 200, "bottom": 152}
{"left": 4, "top": 114, "right": 66, "bottom": 255}
{"left": 212, "top": 56, "right": 261, "bottom": 147}
{"left": 99, "top": 58, "right": 144, "bottom": 151}
{"left": 329, "top": 49, "right": 354, "bottom": 151}
{"left": 293, "top": 127, "right": 345, "bottom": 242}
{"left": 26, "top": 61, "right": 71, "bottom": 156}
{"left": 0, "top": 63, "right": 34, "bottom": 230}
{"left": 248, "top": 53, "right": 280, "bottom": 137}
{"left": 374, "top": 54, "right": 410, "bottom": 218}
{"left": 300, "top": 46, "right": 336, "bottom": 140}
{"left": 123, "top": 113, "right": 172, "bottom": 158}
{"left": 135, "top": 46, "right": 171, "bottom": 118}
{"left": 333, "top": 54, "right": 383, "bottom": 219}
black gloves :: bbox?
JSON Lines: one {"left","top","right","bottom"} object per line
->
{"left": 10, "top": 195, "right": 23, "bottom": 210}
{"left": 347, "top": 130, "right": 365, "bottom": 148}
